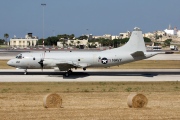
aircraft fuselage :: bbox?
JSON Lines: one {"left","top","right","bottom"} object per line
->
{"left": 7, "top": 51, "right": 157, "bottom": 70}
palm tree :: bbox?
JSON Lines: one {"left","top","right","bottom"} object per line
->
{"left": 4, "top": 33, "right": 9, "bottom": 45}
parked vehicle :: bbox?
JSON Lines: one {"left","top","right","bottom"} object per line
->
{"left": 170, "top": 45, "right": 178, "bottom": 50}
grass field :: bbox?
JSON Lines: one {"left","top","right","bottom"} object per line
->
{"left": 0, "top": 82, "right": 180, "bottom": 93}
{"left": 0, "top": 82, "right": 180, "bottom": 120}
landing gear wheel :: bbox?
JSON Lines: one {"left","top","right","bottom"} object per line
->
{"left": 65, "top": 72, "right": 69, "bottom": 77}
{"left": 64, "top": 70, "right": 72, "bottom": 77}
{"left": 24, "top": 69, "right": 27, "bottom": 75}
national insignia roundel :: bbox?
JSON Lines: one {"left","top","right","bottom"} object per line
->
{"left": 101, "top": 57, "right": 108, "bottom": 64}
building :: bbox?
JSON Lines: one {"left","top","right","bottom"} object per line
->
{"left": 164, "top": 29, "right": 177, "bottom": 35}
{"left": 177, "top": 31, "right": 180, "bottom": 37}
{"left": 164, "top": 25, "right": 178, "bottom": 35}
{"left": 93, "top": 34, "right": 112, "bottom": 40}
{"left": 57, "top": 39, "right": 89, "bottom": 48}
{"left": 155, "top": 31, "right": 166, "bottom": 36}
{"left": 111, "top": 35, "right": 119, "bottom": 40}
{"left": 86, "top": 34, "right": 93, "bottom": 40}
{"left": 119, "top": 31, "right": 131, "bottom": 39}
{"left": 9, "top": 33, "right": 38, "bottom": 48}
{"left": 143, "top": 32, "right": 154, "bottom": 38}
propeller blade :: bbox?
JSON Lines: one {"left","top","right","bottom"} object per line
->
{"left": 38, "top": 59, "right": 44, "bottom": 71}
{"left": 38, "top": 52, "right": 45, "bottom": 72}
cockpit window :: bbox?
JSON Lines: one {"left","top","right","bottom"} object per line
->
{"left": 16, "top": 54, "right": 22, "bottom": 59}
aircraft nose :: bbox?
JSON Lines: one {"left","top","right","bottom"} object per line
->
{"left": 7, "top": 60, "right": 14, "bottom": 66}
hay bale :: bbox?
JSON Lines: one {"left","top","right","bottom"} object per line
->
{"left": 43, "top": 93, "right": 62, "bottom": 108}
{"left": 127, "top": 93, "right": 148, "bottom": 108}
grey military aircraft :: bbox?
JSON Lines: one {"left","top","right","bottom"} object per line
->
{"left": 7, "top": 27, "right": 163, "bottom": 77}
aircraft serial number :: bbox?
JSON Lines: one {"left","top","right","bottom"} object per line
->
{"left": 16, "top": 61, "right": 20, "bottom": 63}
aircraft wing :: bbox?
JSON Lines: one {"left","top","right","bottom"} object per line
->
{"left": 56, "top": 61, "right": 89, "bottom": 71}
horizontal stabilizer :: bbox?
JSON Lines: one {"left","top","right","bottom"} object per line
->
{"left": 131, "top": 51, "right": 145, "bottom": 58}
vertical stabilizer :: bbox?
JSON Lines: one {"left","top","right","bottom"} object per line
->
{"left": 105, "top": 27, "right": 146, "bottom": 53}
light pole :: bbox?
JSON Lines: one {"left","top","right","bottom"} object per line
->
{"left": 86, "top": 29, "right": 89, "bottom": 40}
{"left": 41, "top": 3, "right": 46, "bottom": 47}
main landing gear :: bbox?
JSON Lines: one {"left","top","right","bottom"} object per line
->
{"left": 24, "top": 69, "right": 28, "bottom": 75}
{"left": 64, "top": 69, "right": 72, "bottom": 77}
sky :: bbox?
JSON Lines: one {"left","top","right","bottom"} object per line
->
{"left": 0, "top": 0, "right": 180, "bottom": 40}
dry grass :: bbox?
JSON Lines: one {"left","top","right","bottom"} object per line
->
{"left": 0, "top": 82, "right": 180, "bottom": 93}
{"left": 0, "top": 82, "right": 180, "bottom": 120}
{"left": 0, "top": 60, "right": 14, "bottom": 69}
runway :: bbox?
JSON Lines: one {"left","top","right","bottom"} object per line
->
{"left": 0, "top": 69, "right": 180, "bottom": 82}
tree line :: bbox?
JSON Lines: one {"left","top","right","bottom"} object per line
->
{"left": 0, "top": 33, "right": 172, "bottom": 47}
{"left": 88, "top": 37, "right": 152, "bottom": 48}
{"left": 36, "top": 33, "right": 153, "bottom": 48}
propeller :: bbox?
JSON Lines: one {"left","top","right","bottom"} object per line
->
{"left": 38, "top": 59, "right": 44, "bottom": 71}
{"left": 38, "top": 52, "right": 45, "bottom": 71}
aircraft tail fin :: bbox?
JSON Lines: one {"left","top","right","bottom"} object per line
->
{"left": 105, "top": 27, "right": 146, "bottom": 53}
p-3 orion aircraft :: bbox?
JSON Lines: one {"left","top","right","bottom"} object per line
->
{"left": 7, "top": 27, "right": 162, "bottom": 77}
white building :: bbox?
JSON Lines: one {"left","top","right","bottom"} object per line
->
{"left": 164, "top": 25, "right": 178, "bottom": 35}
{"left": 119, "top": 31, "right": 131, "bottom": 39}
{"left": 57, "top": 39, "right": 89, "bottom": 48}
{"left": 164, "top": 29, "right": 177, "bottom": 35}
{"left": 111, "top": 35, "right": 119, "bottom": 40}
{"left": 93, "top": 34, "right": 112, "bottom": 40}
{"left": 177, "top": 31, "right": 180, "bottom": 37}
{"left": 9, "top": 33, "right": 38, "bottom": 48}
{"left": 143, "top": 32, "right": 154, "bottom": 38}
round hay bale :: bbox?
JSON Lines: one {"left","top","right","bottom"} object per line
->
{"left": 43, "top": 93, "right": 62, "bottom": 108}
{"left": 127, "top": 93, "right": 148, "bottom": 108}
